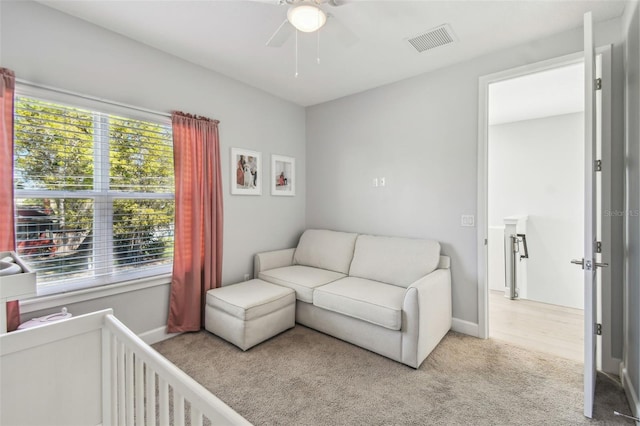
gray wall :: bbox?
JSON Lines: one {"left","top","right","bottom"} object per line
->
{"left": 1, "top": 0, "right": 306, "bottom": 334}
{"left": 623, "top": 0, "right": 640, "bottom": 414}
{"left": 306, "top": 17, "right": 626, "bottom": 359}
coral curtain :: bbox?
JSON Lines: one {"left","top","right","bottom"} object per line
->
{"left": 0, "top": 68, "right": 20, "bottom": 331}
{"left": 167, "top": 112, "right": 223, "bottom": 332}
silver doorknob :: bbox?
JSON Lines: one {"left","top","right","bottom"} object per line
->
{"left": 571, "top": 259, "right": 584, "bottom": 269}
{"left": 595, "top": 262, "right": 609, "bottom": 268}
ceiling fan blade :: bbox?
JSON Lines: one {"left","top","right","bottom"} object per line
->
{"left": 266, "top": 19, "right": 294, "bottom": 47}
{"left": 326, "top": 15, "right": 358, "bottom": 47}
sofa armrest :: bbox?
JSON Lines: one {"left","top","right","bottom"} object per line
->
{"left": 253, "top": 248, "right": 296, "bottom": 278}
{"left": 401, "top": 268, "right": 452, "bottom": 368}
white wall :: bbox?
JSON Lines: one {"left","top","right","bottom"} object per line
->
{"left": 1, "top": 0, "right": 306, "bottom": 334}
{"left": 622, "top": 0, "right": 640, "bottom": 416}
{"left": 306, "top": 17, "right": 625, "bottom": 358}
{"left": 488, "top": 113, "right": 584, "bottom": 309}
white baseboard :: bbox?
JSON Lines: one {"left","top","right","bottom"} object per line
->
{"left": 451, "top": 318, "right": 479, "bottom": 337}
{"left": 138, "top": 326, "right": 181, "bottom": 345}
{"left": 621, "top": 362, "right": 640, "bottom": 423}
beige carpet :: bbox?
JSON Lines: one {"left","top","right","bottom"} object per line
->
{"left": 153, "top": 326, "right": 633, "bottom": 425}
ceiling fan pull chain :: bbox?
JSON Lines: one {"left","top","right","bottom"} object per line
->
{"left": 295, "top": 29, "right": 299, "bottom": 78}
{"left": 317, "top": 14, "right": 321, "bottom": 64}
{"left": 317, "top": 28, "right": 321, "bottom": 64}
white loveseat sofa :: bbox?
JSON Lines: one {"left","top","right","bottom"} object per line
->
{"left": 254, "top": 229, "right": 452, "bottom": 368}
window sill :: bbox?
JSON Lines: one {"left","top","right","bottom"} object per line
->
{"left": 19, "top": 274, "right": 172, "bottom": 314}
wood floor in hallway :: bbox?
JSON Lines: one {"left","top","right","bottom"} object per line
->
{"left": 489, "top": 290, "right": 584, "bottom": 363}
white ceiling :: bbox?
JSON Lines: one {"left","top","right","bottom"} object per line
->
{"left": 36, "top": 0, "right": 628, "bottom": 107}
{"left": 489, "top": 62, "right": 585, "bottom": 125}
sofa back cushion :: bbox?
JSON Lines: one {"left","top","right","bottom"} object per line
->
{"left": 349, "top": 235, "right": 441, "bottom": 287}
{"left": 293, "top": 229, "right": 358, "bottom": 274}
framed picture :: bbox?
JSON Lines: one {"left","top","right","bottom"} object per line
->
{"left": 271, "top": 154, "right": 295, "bottom": 196}
{"left": 231, "top": 148, "right": 262, "bottom": 195}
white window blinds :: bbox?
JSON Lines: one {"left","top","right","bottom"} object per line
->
{"left": 13, "top": 94, "right": 174, "bottom": 294}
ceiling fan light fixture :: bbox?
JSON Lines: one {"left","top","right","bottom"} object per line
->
{"left": 287, "top": 4, "right": 327, "bottom": 33}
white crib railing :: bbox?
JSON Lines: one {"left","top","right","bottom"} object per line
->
{"left": 103, "top": 314, "right": 251, "bottom": 426}
{"left": 0, "top": 309, "right": 251, "bottom": 426}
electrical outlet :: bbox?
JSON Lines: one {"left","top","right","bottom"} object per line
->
{"left": 461, "top": 215, "right": 475, "bottom": 227}
{"left": 244, "top": 273, "right": 250, "bottom": 281}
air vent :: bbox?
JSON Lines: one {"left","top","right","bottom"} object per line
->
{"left": 407, "top": 24, "right": 457, "bottom": 53}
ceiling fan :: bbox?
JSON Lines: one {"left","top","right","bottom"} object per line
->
{"left": 257, "top": 0, "right": 358, "bottom": 49}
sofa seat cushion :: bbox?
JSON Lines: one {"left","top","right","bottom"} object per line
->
{"left": 259, "top": 265, "right": 346, "bottom": 303}
{"left": 312, "top": 277, "right": 406, "bottom": 331}
{"left": 205, "top": 279, "right": 295, "bottom": 321}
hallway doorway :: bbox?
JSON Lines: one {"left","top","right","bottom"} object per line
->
{"left": 486, "top": 60, "right": 586, "bottom": 362}
{"left": 477, "top": 47, "right": 615, "bottom": 373}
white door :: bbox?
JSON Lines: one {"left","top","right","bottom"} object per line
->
{"left": 581, "top": 11, "right": 598, "bottom": 418}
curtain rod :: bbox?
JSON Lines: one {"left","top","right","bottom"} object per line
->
{"left": 16, "top": 78, "right": 172, "bottom": 118}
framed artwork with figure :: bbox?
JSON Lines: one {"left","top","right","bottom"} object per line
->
{"left": 271, "top": 155, "right": 295, "bottom": 196}
{"left": 231, "top": 148, "right": 261, "bottom": 195}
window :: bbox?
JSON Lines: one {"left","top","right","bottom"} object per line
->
{"left": 13, "top": 93, "right": 174, "bottom": 294}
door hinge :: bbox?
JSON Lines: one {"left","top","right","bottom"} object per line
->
{"left": 596, "top": 241, "right": 602, "bottom": 253}
{"left": 595, "top": 323, "right": 602, "bottom": 335}
{"left": 595, "top": 159, "right": 602, "bottom": 172}
{"left": 595, "top": 78, "right": 602, "bottom": 90}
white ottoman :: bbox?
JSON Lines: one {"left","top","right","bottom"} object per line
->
{"left": 204, "top": 279, "right": 296, "bottom": 350}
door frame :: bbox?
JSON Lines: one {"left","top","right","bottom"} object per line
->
{"left": 476, "top": 46, "right": 615, "bottom": 373}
